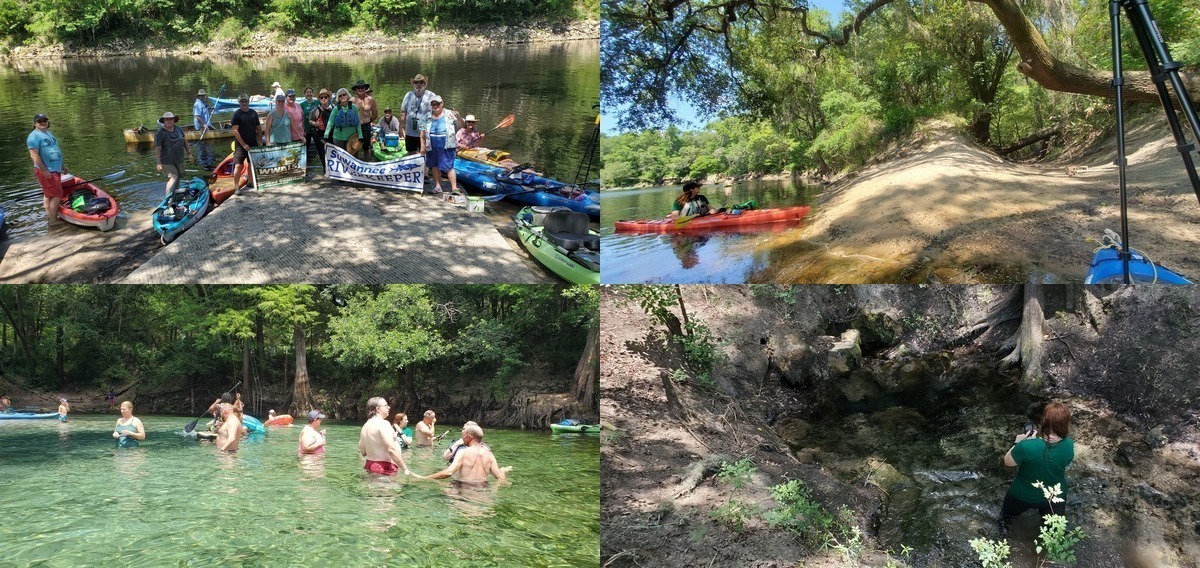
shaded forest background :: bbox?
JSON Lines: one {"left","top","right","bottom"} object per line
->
{"left": 0, "top": 285, "right": 599, "bottom": 427}
{"left": 599, "top": 0, "right": 1200, "bottom": 186}
{"left": 0, "top": 0, "right": 597, "bottom": 47}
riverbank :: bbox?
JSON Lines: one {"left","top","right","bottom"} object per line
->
{"left": 601, "top": 171, "right": 825, "bottom": 192}
{"left": 0, "top": 19, "right": 598, "bottom": 60}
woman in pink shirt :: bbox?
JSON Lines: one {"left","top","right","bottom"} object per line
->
{"left": 285, "top": 89, "right": 305, "bottom": 143}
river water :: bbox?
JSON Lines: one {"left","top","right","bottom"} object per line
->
{"left": 601, "top": 179, "right": 821, "bottom": 283}
{"left": 0, "top": 414, "right": 599, "bottom": 566}
{"left": 0, "top": 42, "right": 599, "bottom": 239}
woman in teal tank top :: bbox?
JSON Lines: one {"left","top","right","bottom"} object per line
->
{"left": 1000, "top": 402, "right": 1074, "bottom": 532}
{"left": 113, "top": 401, "right": 146, "bottom": 449}
{"left": 265, "top": 95, "right": 293, "bottom": 145}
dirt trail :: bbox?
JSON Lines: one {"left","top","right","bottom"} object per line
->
{"left": 758, "top": 116, "right": 1200, "bottom": 283}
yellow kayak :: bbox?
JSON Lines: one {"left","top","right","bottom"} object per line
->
{"left": 123, "top": 120, "right": 240, "bottom": 144}
{"left": 457, "top": 147, "right": 530, "bottom": 171}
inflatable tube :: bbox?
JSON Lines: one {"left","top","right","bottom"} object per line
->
{"left": 241, "top": 415, "right": 266, "bottom": 434}
{"left": 266, "top": 414, "right": 294, "bottom": 427}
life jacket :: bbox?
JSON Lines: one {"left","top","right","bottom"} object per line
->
{"left": 332, "top": 105, "right": 358, "bottom": 128}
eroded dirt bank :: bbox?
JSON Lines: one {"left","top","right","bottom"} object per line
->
{"left": 601, "top": 285, "right": 1200, "bottom": 567}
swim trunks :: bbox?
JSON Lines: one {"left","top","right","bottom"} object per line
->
{"left": 365, "top": 459, "right": 398, "bottom": 475}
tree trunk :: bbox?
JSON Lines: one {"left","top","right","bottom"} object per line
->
{"left": 242, "top": 339, "right": 253, "bottom": 415}
{"left": 974, "top": 0, "right": 1200, "bottom": 103}
{"left": 255, "top": 314, "right": 265, "bottom": 387}
{"left": 1000, "top": 281, "right": 1045, "bottom": 389}
{"left": 56, "top": 325, "right": 65, "bottom": 383}
{"left": 289, "top": 324, "right": 316, "bottom": 415}
{"left": 573, "top": 325, "right": 600, "bottom": 413}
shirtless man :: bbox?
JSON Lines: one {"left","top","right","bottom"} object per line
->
{"left": 421, "top": 424, "right": 510, "bottom": 484}
{"left": 415, "top": 410, "right": 438, "bottom": 447}
{"left": 298, "top": 410, "right": 327, "bottom": 455}
{"left": 351, "top": 79, "right": 377, "bottom": 159}
{"left": 357, "top": 397, "right": 411, "bottom": 476}
{"left": 57, "top": 397, "right": 70, "bottom": 422}
{"left": 215, "top": 403, "right": 242, "bottom": 452}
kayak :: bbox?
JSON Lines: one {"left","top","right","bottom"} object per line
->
{"left": 372, "top": 139, "right": 407, "bottom": 161}
{"left": 1084, "top": 246, "right": 1193, "bottom": 284}
{"left": 550, "top": 423, "right": 600, "bottom": 434}
{"left": 266, "top": 414, "right": 294, "bottom": 427}
{"left": 195, "top": 430, "right": 217, "bottom": 440}
{"left": 151, "top": 177, "right": 211, "bottom": 245}
{"left": 0, "top": 412, "right": 60, "bottom": 420}
{"left": 212, "top": 96, "right": 274, "bottom": 111}
{"left": 454, "top": 159, "right": 599, "bottom": 219}
{"left": 0, "top": 203, "right": 6, "bottom": 233}
{"left": 209, "top": 154, "right": 250, "bottom": 204}
{"left": 123, "top": 120, "right": 239, "bottom": 144}
{"left": 58, "top": 175, "right": 120, "bottom": 231}
{"left": 614, "top": 206, "right": 812, "bottom": 234}
{"left": 457, "top": 147, "right": 526, "bottom": 170}
{"left": 515, "top": 206, "right": 599, "bottom": 285}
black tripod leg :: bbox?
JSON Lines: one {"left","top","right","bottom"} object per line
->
{"left": 1122, "top": 0, "right": 1200, "bottom": 205}
{"left": 1111, "top": 0, "right": 1133, "bottom": 283}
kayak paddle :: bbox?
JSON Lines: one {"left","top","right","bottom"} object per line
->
{"left": 199, "top": 83, "right": 225, "bottom": 141}
{"left": 674, "top": 214, "right": 696, "bottom": 225}
{"left": 70, "top": 170, "right": 126, "bottom": 186}
{"left": 183, "top": 380, "right": 241, "bottom": 433}
{"left": 482, "top": 113, "right": 515, "bottom": 136}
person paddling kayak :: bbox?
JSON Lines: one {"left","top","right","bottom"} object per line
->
{"left": 668, "top": 181, "right": 716, "bottom": 220}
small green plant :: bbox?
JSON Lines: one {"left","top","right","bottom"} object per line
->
{"left": 969, "top": 537, "right": 1012, "bottom": 568}
{"left": 830, "top": 524, "right": 865, "bottom": 564}
{"left": 677, "top": 321, "right": 719, "bottom": 387}
{"left": 1032, "top": 481, "right": 1085, "bottom": 565}
{"left": 764, "top": 479, "right": 839, "bottom": 545}
{"left": 600, "top": 428, "right": 621, "bottom": 445}
{"left": 710, "top": 499, "right": 751, "bottom": 532}
{"left": 716, "top": 457, "right": 756, "bottom": 489}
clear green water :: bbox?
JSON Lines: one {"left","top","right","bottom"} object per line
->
{"left": 0, "top": 414, "right": 599, "bottom": 566}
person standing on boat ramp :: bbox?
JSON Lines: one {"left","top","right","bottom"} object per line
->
{"left": 421, "top": 96, "right": 463, "bottom": 194}
{"left": 230, "top": 94, "right": 263, "bottom": 190}
{"left": 400, "top": 74, "right": 436, "bottom": 154}
{"left": 285, "top": 89, "right": 305, "bottom": 143}
{"left": 352, "top": 79, "right": 378, "bottom": 160}
{"left": 265, "top": 94, "right": 294, "bottom": 146}
{"left": 324, "top": 88, "right": 360, "bottom": 153}
{"left": 155, "top": 111, "right": 195, "bottom": 196}
{"left": 357, "top": 397, "right": 411, "bottom": 476}
{"left": 27, "top": 113, "right": 67, "bottom": 224}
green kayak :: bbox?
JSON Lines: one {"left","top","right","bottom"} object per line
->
{"left": 550, "top": 423, "right": 600, "bottom": 434}
{"left": 372, "top": 139, "right": 407, "bottom": 161}
{"left": 515, "top": 206, "right": 599, "bottom": 285}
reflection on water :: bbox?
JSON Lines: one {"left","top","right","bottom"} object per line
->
{"left": 601, "top": 179, "right": 821, "bottom": 283}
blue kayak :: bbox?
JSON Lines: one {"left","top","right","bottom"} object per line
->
{"left": 453, "top": 159, "right": 599, "bottom": 219}
{"left": 152, "top": 177, "right": 211, "bottom": 245}
{"left": 0, "top": 412, "right": 60, "bottom": 420}
{"left": 212, "top": 97, "right": 273, "bottom": 111}
{"left": 1084, "top": 247, "right": 1193, "bottom": 284}
{"left": 0, "top": 203, "right": 6, "bottom": 233}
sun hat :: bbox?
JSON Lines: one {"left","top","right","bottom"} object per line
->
{"left": 464, "top": 114, "right": 477, "bottom": 122}
{"left": 271, "top": 81, "right": 281, "bottom": 88}
{"left": 318, "top": 88, "right": 332, "bottom": 98}
{"left": 352, "top": 78, "right": 370, "bottom": 90}
{"left": 411, "top": 74, "right": 427, "bottom": 83}
{"left": 197, "top": 88, "right": 207, "bottom": 96}
{"left": 158, "top": 111, "right": 178, "bottom": 124}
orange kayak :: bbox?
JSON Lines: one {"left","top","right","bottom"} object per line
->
{"left": 209, "top": 154, "right": 250, "bottom": 204}
{"left": 58, "top": 176, "right": 120, "bottom": 231}
{"left": 614, "top": 206, "right": 811, "bottom": 234}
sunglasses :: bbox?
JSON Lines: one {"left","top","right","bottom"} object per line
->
{"left": 431, "top": 101, "right": 443, "bottom": 106}
{"left": 36, "top": 119, "right": 49, "bottom": 124}
{"left": 412, "top": 81, "right": 426, "bottom": 85}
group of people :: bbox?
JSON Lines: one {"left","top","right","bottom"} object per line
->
{"left": 188, "top": 391, "right": 508, "bottom": 484}
{"left": 191, "top": 75, "right": 490, "bottom": 196}
{"left": 26, "top": 73, "right": 497, "bottom": 225}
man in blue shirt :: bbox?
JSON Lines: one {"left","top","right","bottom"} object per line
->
{"left": 27, "top": 113, "right": 66, "bottom": 224}
{"left": 193, "top": 89, "right": 213, "bottom": 133}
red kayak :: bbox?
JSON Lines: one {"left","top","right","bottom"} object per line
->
{"left": 614, "top": 206, "right": 811, "bottom": 234}
{"left": 209, "top": 154, "right": 249, "bottom": 205}
{"left": 58, "top": 175, "right": 120, "bottom": 231}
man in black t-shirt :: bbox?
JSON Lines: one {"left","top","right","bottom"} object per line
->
{"left": 230, "top": 94, "right": 262, "bottom": 189}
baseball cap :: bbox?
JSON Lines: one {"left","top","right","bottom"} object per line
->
{"left": 286, "top": 88, "right": 296, "bottom": 96}
{"left": 34, "top": 113, "right": 48, "bottom": 122}
{"left": 307, "top": 410, "right": 326, "bottom": 422}
{"left": 238, "top": 94, "right": 250, "bottom": 102}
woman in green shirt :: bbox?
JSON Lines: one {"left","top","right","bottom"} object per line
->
{"left": 1000, "top": 402, "right": 1074, "bottom": 532}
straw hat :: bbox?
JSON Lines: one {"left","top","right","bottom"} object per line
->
{"left": 347, "top": 132, "right": 361, "bottom": 155}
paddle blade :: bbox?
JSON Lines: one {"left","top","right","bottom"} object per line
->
{"left": 496, "top": 113, "right": 515, "bottom": 129}
{"left": 674, "top": 215, "right": 695, "bottom": 225}
{"left": 184, "top": 418, "right": 199, "bottom": 433}
{"left": 101, "top": 170, "right": 126, "bottom": 181}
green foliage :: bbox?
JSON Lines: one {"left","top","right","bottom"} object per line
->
{"left": 212, "top": 17, "right": 251, "bottom": 44}
{"left": 620, "top": 285, "right": 681, "bottom": 331}
{"left": 764, "top": 479, "right": 840, "bottom": 545}
{"left": 710, "top": 499, "right": 751, "bottom": 532}
{"left": 677, "top": 320, "right": 718, "bottom": 387}
{"left": 969, "top": 537, "right": 1012, "bottom": 568}
{"left": 715, "top": 457, "right": 755, "bottom": 488}
{"left": 1037, "top": 514, "right": 1085, "bottom": 565}
{"left": 807, "top": 90, "right": 885, "bottom": 173}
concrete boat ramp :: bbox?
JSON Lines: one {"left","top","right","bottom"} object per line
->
{"left": 0, "top": 178, "right": 548, "bottom": 284}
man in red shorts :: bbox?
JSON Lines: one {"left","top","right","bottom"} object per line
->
{"left": 357, "top": 397, "right": 411, "bottom": 476}
{"left": 27, "top": 113, "right": 67, "bottom": 224}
